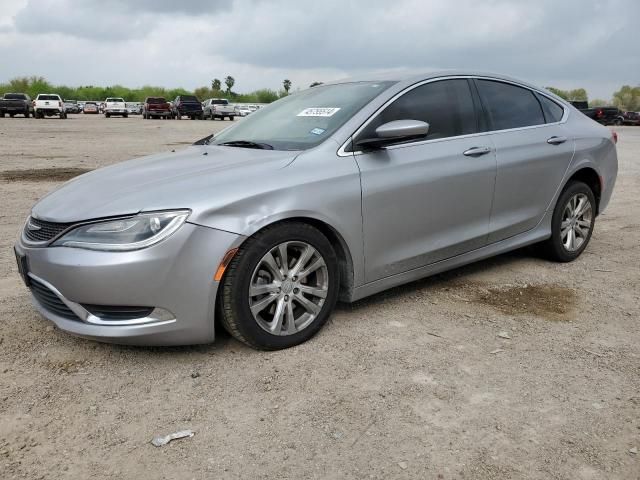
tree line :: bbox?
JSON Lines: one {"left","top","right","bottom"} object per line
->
{"left": 0, "top": 76, "right": 296, "bottom": 104}
{"left": 3, "top": 76, "right": 637, "bottom": 111}
{"left": 547, "top": 85, "right": 640, "bottom": 111}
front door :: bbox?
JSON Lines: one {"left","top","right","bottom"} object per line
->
{"left": 353, "top": 79, "right": 497, "bottom": 283}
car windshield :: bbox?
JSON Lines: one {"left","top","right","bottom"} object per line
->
{"left": 5, "top": 93, "right": 26, "bottom": 100}
{"left": 211, "top": 99, "right": 228, "bottom": 105}
{"left": 211, "top": 81, "right": 395, "bottom": 150}
{"left": 181, "top": 96, "right": 198, "bottom": 102}
{"left": 148, "top": 98, "right": 166, "bottom": 104}
{"left": 106, "top": 98, "right": 124, "bottom": 102}
{"left": 39, "top": 95, "right": 59, "bottom": 100}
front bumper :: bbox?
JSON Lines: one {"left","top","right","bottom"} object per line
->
{"left": 15, "top": 223, "right": 242, "bottom": 346}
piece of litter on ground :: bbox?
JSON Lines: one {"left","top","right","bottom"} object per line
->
{"left": 151, "top": 430, "right": 194, "bottom": 447}
{"left": 398, "top": 461, "right": 408, "bottom": 470}
{"left": 490, "top": 349, "right": 504, "bottom": 354}
{"left": 629, "top": 447, "right": 638, "bottom": 454}
{"left": 497, "top": 331, "right": 511, "bottom": 339}
{"left": 583, "top": 349, "right": 604, "bottom": 357}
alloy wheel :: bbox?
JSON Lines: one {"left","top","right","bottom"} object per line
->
{"left": 248, "top": 241, "right": 329, "bottom": 336}
{"left": 561, "top": 193, "right": 593, "bottom": 252}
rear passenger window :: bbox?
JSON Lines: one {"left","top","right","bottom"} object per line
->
{"left": 359, "top": 79, "right": 477, "bottom": 142}
{"left": 536, "top": 94, "right": 565, "bottom": 123}
{"left": 476, "top": 80, "right": 545, "bottom": 130}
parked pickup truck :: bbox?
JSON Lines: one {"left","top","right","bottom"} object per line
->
{"left": 203, "top": 98, "right": 235, "bottom": 121}
{"left": 571, "top": 101, "right": 624, "bottom": 125}
{"left": 33, "top": 94, "right": 66, "bottom": 119}
{"left": 622, "top": 111, "right": 640, "bottom": 125}
{"left": 172, "top": 95, "right": 204, "bottom": 120}
{"left": 104, "top": 97, "right": 128, "bottom": 118}
{"left": 0, "top": 93, "right": 34, "bottom": 118}
{"left": 143, "top": 97, "right": 171, "bottom": 119}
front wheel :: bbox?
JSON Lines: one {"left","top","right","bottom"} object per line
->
{"left": 219, "top": 222, "right": 339, "bottom": 350}
{"left": 540, "top": 181, "right": 596, "bottom": 262}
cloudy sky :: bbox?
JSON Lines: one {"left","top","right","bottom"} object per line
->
{"left": 0, "top": 0, "right": 637, "bottom": 99}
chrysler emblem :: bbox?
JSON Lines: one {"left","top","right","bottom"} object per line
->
{"left": 27, "top": 219, "right": 41, "bottom": 231}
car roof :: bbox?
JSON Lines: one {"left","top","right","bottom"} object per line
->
{"left": 327, "top": 69, "right": 545, "bottom": 91}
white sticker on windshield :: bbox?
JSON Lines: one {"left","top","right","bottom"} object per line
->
{"left": 297, "top": 107, "right": 341, "bottom": 117}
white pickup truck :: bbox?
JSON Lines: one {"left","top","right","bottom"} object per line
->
{"left": 203, "top": 98, "right": 236, "bottom": 121}
{"left": 33, "top": 94, "right": 66, "bottom": 119}
{"left": 104, "top": 97, "right": 128, "bottom": 118}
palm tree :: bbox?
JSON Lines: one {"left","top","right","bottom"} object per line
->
{"left": 224, "top": 76, "right": 235, "bottom": 95}
{"left": 283, "top": 79, "right": 292, "bottom": 94}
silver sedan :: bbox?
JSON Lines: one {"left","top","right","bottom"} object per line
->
{"left": 15, "top": 71, "right": 618, "bottom": 349}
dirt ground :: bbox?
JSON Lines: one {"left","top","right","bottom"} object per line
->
{"left": 0, "top": 115, "right": 638, "bottom": 479}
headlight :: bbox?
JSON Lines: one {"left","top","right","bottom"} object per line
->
{"left": 53, "top": 210, "right": 190, "bottom": 251}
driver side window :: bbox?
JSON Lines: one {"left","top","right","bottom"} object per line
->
{"left": 358, "top": 79, "right": 478, "bottom": 144}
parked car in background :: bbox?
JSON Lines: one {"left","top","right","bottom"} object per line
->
{"left": 104, "top": 97, "right": 128, "bottom": 118}
{"left": 83, "top": 102, "right": 99, "bottom": 114}
{"left": 571, "top": 102, "right": 624, "bottom": 126}
{"left": 172, "top": 95, "right": 204, "bottom": 120}
{"left": 143, "top": 97, "right": 171, "bottom": 119}
{"left": 126, "top": 102, "right": 141, "bottom": 115}
{"left": 203, "top": 98, "right": 236, "bottom": 120}
{"left": 235, "top": 105, "right": 252, "bottom": 117}
{"left": 33, "top": 94, "right": 66, "bottom": 119}
{"left": 14, "top": 71, "right": 618, "bottom": 349}
{"left": 64, "top": 100, "right": 81, "bottom": 114}
{"left": 0, "top": 93, "right": 34, "bottom": 117}
{"left": 622, "top": 111, "right": 640, "bottom": 125}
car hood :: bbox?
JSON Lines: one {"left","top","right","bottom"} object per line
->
{"left": 32, "top": 145, "right": 298, "bottom": 224}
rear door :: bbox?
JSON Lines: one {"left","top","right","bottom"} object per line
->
{"left": 474, "top": 79, "right": 574, "bottom": 243}
{"left": 354, "top": 78, "right": 497, "bottom": 282}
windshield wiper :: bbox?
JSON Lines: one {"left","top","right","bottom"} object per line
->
{"left": 218, "top": 140, "right": 274, "bottom": 150}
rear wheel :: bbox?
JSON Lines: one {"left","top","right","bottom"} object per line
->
{"left": 219, "top": 222, "right": 339, "bottom": 350}
{"left": 540, "top": 181, "right": 596, "bottom": 262}
{"left": 9, "top": 113, "right": 14, "bottom": 118}
{"left": 25, "top": 110, "right": 30, "bottom": 118}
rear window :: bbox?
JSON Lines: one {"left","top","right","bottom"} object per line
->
{"left": 537, "top": 94, "right": 564, "bottom": 123}
{"left": 4, "top": 93, "right": 27, "bottom": 100}
{"left": 180, "top": 96, "right": 199, "bottom": 102}
{"left": 106, "top": 98, "right": 124, "bottom": 102}
{"left": 147, "top": 98, "right": 166, "bottom": 104}
{"left": 211, "top": 99, "right": 229, "bottom": 105}
{"left": 476, "top": 80, "right": 545, "bottom": 130}
{"left": 38, "top": 95, "right": 60, "bottom": 101}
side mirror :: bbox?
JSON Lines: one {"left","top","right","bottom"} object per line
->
{"left": 355, "top": 120, "right": 430, "bottom": 150}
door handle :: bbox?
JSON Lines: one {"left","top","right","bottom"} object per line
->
{"left": 547, "top": 136, "right": 567, "bottom": 145}
{"left": 463, "top": 146, "right": 492, "bottom": 157}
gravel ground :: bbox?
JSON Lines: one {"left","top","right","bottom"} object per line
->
{"left": 0, "top": 115, "right": 638, "bottom": 479}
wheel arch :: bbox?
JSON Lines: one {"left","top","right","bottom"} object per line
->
{"left": 235, "top": 216, "right": 355, "bottom": 303}
{"left": 563, "top": 167, "right": 602, "bottom": 215}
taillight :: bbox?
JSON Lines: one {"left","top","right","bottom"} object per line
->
{"left": 612, "top": 131, "right": 618, "bottom": 144}
{"left": 596, "top": 109, "right": 603, "bottom": 118}
{"left": 58, "top": 101, "right": 62, "bottom": 107}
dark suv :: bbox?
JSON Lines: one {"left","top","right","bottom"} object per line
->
{"left": 142, "top": 97, "right": 172, "bottom": 119}
{"left": 172, "top": 95, "right": 204, "bottom": 120}
{"left": 0, "top": 93, "right": 34, "bottom": 118}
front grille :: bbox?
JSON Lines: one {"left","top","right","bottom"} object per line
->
{"left": 30, "top": 278, "right": 79, "bottom": 320}
{"left": 82, "top": 304, "right": 154, "bottom": 320}
{"left": 24, "top": 217, "right": 76, "bottom": 243}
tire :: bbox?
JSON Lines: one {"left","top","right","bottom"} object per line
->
{"left": 539, "top": 180, "right": 596, "bottom": 262}
{"left": 219, "top": 222, "right": 340, "bottom": 350}
{"left": 614, "top": 118, "right": 623, "bottom": 126}
{"left": 9, "top": 113, "right": 14, "bottom": 118}
{"left": 25, "top": 110, "right": 30, "bottom": 118}
{"left": 0, "top": 112, "right": 4, "bottom": 117}
{"left": 230, "top": 116, "right": 235, "bottom": 121}
{"left": 175, "top": 113, "right": 181, "bottom": 120}
{"left": 124, "top": 114, "right": 128, "bottom": 118}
